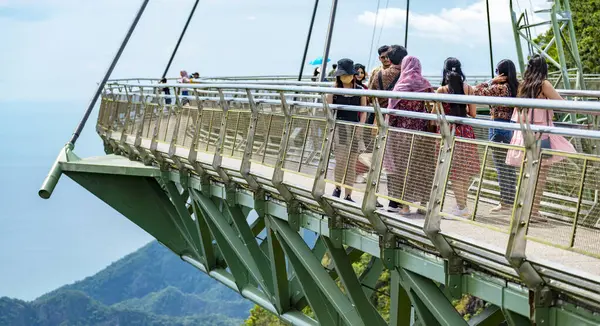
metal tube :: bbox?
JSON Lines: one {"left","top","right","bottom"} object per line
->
{"left": 485, "top": 0, "right": 494, "bottom": 78}
{"left": 297, "top": 0, "right": 320, "bottom": 81}
{"left": 162, "top": 0, "right": 200, "bottom": 79}
{"left": 404, "top": 0, "right": 410, "bottom": 48}
{"left": 67, "top": 0, "right": 150, "bottom": 148}
{"left": 319, "top": 0, "right": 339, "bottom": 82}
{"left": 123, "top": 82, "right": 600, "bottom": 113}
{"left": 38, "top": 151, "right": 65, "bottom": 199}
{"left": 563, "top": 0, "right": 586, "bottom": 90}
{"left": 509, "top": 0, "right": 526, "bottom": 74}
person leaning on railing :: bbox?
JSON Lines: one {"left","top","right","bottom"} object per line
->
{"left": 473, "top": 59, "right": 519, "bottom": 214}
{"left": 505, "top": 54, "right": 576, "bottom": 223}
{"left": 326, "top": 58, "right": 367, "bottom": 203}
{"left": 385, "top": 56, "right": 436, "bottom": 215}
{"left": 436, "top": 57, "right": 480, "bottom": 218}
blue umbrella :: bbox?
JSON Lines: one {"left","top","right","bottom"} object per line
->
{"left": 309, "top": 56, "right": 331, "bottom": 65}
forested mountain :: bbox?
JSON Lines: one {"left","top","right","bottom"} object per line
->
{"left": 0, "top": 241, "right": 252, "bottom": 326}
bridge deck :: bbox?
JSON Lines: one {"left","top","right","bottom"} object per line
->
{"left": 110, "top": 129, "right": 600, "bottom": 281}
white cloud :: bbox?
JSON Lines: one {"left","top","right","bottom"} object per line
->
{"left": 357, "top": 0, "right": 548, "bottom": 45}
{"left": 247, "top": 16, "right": 256, "bottom": 20}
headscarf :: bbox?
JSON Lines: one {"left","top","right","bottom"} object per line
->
{"left": 388, "top": 56, "right": 432, "bottom": 110}
{"left": 179, "top": 70, "right": 190, "bottom": 83}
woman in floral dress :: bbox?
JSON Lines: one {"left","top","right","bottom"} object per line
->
{"left": 385, "top": 56, "right": 435, "bottom": 214}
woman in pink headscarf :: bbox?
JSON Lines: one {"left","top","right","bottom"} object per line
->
{"left": 383, "top": 56, "right": 435, "bottom": 215}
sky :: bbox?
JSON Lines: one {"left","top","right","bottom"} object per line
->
{"left": 0, "top": 0, "right": 550, "bottom": 301}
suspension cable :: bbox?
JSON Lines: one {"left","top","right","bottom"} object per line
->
{"left": 366, "top": 0, "right": 382, "bottom": 71}
{"left": 369, "top": 0, "right": 390, "bottom": 70}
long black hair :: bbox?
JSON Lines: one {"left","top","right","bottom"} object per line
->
{"left": 354, "top": 63, "right": 366, "bottom": 86}
{"left": 496, "top": 59, "right": 519, "bottom": 98}
{"left": 518, "top": 54, "right": 548, "bottom": 99}
{"left": 442, "top": 57, "right": 467, "bottom": 117}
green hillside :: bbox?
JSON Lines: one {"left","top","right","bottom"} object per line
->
{"left": 0, "top": 241, "right": 252, "bottom": 326}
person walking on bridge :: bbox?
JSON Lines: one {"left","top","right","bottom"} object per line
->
{"left": 385, "top": 56, "right": 436, "bottom": 214}
{"left": 369, "top": 45, "right": 391, "bottom": 82}
{"left": 436, "top": 58, "right": 479, "bottom": 218}
{"left": 473, "top": 59, "right": 519, "bottom": 214}
{"left": 505, "top": 54, "right": 576, "bottom": 223}
{"left": 368, "top": 45, "right": 406, "bottom": 109}
{"left": 368, "top": 45, "right": 407, "bottom": 211}
{"left": 327, "top": 58, "right": 367, "bottom": 203}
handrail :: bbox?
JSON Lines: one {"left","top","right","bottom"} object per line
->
{"left": 108, "top": 90, "right": 600, "bottom": 140}
{"left": 106, "top": 81, "right": 600, "bottom": 113}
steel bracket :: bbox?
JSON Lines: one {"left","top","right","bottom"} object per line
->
{"left": 311, "top": 94, "right": 338, "bottom": 218}
{"left": 211, "top": 89, "right": 232, "bottom": 183}
{"left": 287, "top": 199, "right": 301, "bottom": 232}
{"left": 225, "top": 181, "right": 237, "bottom": 207}
{"left": 272, "top": 91, "right": 297, "bottom": 201}
{"left": 254, "top": 188, "right": 266, "bottom": 218}
{"left": 380, "top": 232, "right": 398, "bottom": 269}
{"left": 361, "top": 100, "right": 392, "bottom": 235}
{"left": 531, "top": 286, "right": 554, "bottom": 325}
{"left": 240, "top": 89, "right": 261, "bottom": 191}
{"left": 506, "top": 108, "right": 546, "bottom": 291}
{"left": 444, "top": 255, "right": 463, "bottom": 300}
{"left": 423, "top": 102, "right": 458, "bottom": 259}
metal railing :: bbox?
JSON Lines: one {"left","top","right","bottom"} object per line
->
{"left": 97, "top": 80, "right": 600, "bottom": 306}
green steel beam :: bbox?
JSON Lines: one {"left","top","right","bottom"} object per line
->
{"left": 192, "top": 190, "right": 272, "bottom": 293}
{"left": 276, "top": 233, "right": 341, "bottom": 325}
{"left": 266, "top": 220, "right": 291, "bottom": 314}
{"left": 503, "top": 309, "right": 531, "bottom": 326}
{"left": 182, "top": 256, "right": 318, "bottom": 326}
{"left": 222, "top": 202, "right": 274, "bottom": 295}
{"left": 390, "top": 266, "right": 412, "bottom": 326}
{"left": 193, "top": 195, "right": 251, "bottom": 291}
{"left": 467, "top": 305, "right": 505, "bottom": 326}
{"left": 322, "top": 236, "right": 386, "bottom": 326}
{"left": 162, "top": 180, "right": 203, "bottom": 261}
{"left": 190, "top": 200, "right": 217, "bottom": 271}
{"left": 64, "top": 171, "right": 192, "bottom": 256}
{"left": 270, "top": 217, "right": 364, "bottom": 325}
{"left": 358, "top": 257, "right": 384, "bottom": 298}
{"left": 396, "top": 268, "right": 468, "bottom": 326}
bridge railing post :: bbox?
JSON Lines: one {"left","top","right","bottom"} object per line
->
{"left": 422, "top": 101, "right": 464, "bottom": 299}
{"left": 272, "top": 92, "right": 301, "bottom": 230}
{"left": 311, "top": 94, "right": 338, "bottom": 219}
{"left": 213, "top": 89, "right": 232, "bottom": 184}
{"left": 239, "top": 89, "right": 261, "bottom": 191}
{"left": 361, "top": 100, "right": 391, "bottom": 235}
{"left": 505, "top": 108, "right": 550, "bottom": 324}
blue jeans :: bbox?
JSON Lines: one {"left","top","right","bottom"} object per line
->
{"left": 489, "top": 119, "right": 517, "bottom": 205}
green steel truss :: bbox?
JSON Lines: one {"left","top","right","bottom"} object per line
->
{"left": 510, "top": 0, "right": 585, "bottom": 90}
{"left": 55, "top": 151, "right": 600, "bottom": 326}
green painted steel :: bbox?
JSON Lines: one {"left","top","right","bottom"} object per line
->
{"left": 58, "top": 159, "right": 600, "bottom": 325}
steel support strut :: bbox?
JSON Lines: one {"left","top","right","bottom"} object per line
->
{"left": 505, "top": 109, "right": 551, "bottom": 325}
{"left": 423, "top": 102, "right": 463, "bottom": 299}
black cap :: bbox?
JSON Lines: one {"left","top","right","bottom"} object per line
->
{"left": 334, "top": 58, "right": 356, "bottom": 77}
